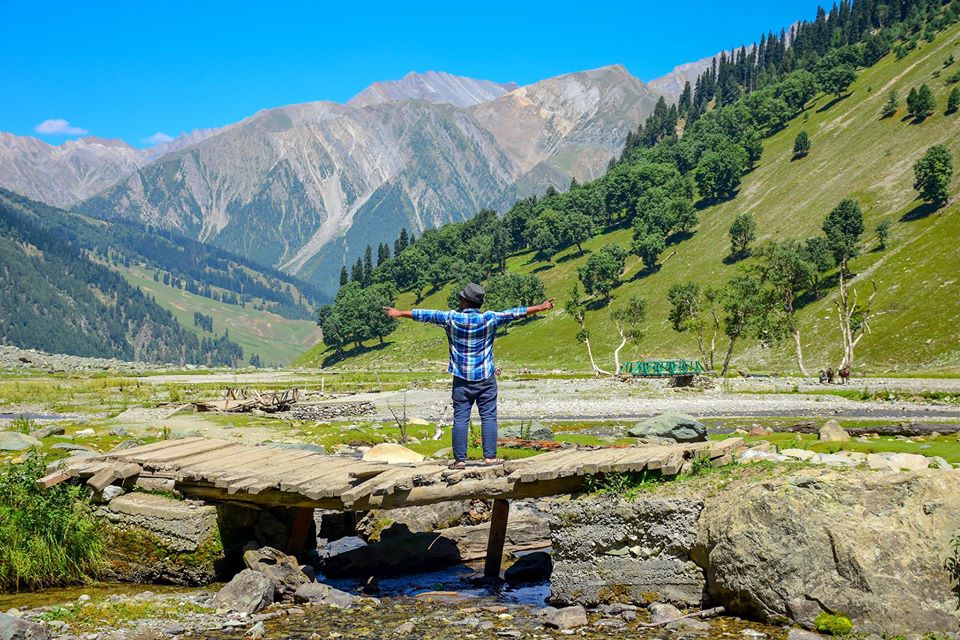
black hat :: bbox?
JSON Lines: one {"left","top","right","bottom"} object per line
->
{"left": 458, "top": 282, "right": 485, "bottom": 306}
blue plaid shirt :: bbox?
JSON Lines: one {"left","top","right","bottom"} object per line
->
{"left": 412, "top": 307, "right": 527, "bottom": 381}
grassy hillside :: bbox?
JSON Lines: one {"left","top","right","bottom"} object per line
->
{"left": 299, "top": 24, "right": 960, "bottom": 375}
{"left": 121, "top": 266, "right": 323, "bottom": 367}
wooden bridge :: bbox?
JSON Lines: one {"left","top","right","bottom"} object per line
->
{"left": 44, "top": 436, "right": 743, "bottom": 576}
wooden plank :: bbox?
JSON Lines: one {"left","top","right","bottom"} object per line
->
{"left": 105, "top": 437, "right": 205, "bottom": 458}
{"left": 132, "top": 439, "right": 234, "bottom": 464}
{"left": 152, "top": 442, "right": 247, "bottom": 468}
{"left": 213, "top": 450, "right": 300, "bottom": 488}
{"left": 36, "top": 471, "right": 70, "bottom": 489}
{"left": 279, "top": 458, "right": 361, "bottom": 492}
{"left": 174, "top": 447, "right": 273, "bottom": 478}
{"left": 87, "top": 467, "right": 118, "bottom": 492}
{"left": 239, "top": 454, "right": 332, "bottom": 494}
{"left": 483, "top": 499, "right": 510, "bottom": 578}
{"left": 286, "top": 507, "right": 315, "bottom": 555}
{"left": 189, "top": 448, "right": 290, "bottom": 481}
{"left": 339, "top": 467, "right": 416, "bottom": 506}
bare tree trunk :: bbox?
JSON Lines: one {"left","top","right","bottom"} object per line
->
{"left": 720, "top": 335, "right": 739, "bottom": 377}
{"left": 583, "top": 335, "right": 612, "bottom": 377}
{"left": 835, "top": 272, "right": 878, "bottom": 372}
{"left": 792, "top": 327, "right": 808, "bottom": 377}
{"left": 613, "top": 331, "right": 628, "bottom": 373}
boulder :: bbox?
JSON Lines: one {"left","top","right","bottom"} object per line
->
{"left": 212, "top": 569, "right": 274, "bottom": 614}
{"left": 356, "top": 501, "right": 473, "bottom": 540}
{"left": 51, "top": 442, "right": 95, "bottom": 452}
{"left": 293, "top": 582, "right": 355, "bottom": 608}
{"left": 692, "top": 469, "right": 960, "bottom": 633}
{"left": 649, "top": 602, "right": 682, "bottom": 623}
{"left": 0, "top": 614, "right": 49, "bottom": 640}
{"left": 243, "top": 547, "right": 309, "bottom": 600}
{"left": 543, "top": 605, "right": 588, "bottom": 630}
{"left": 504, "top": 551, "right": 553, "bottom": 586}
{"left": 435, "top": 504, "right": 550, "bottom": 561}
{"left": 362, "top": 443, "right": 424, "bottom": 464}
{"left": 781, "top": 449, "right": 817, "bottom": 462}
{"left": 319, "top": 536, "right": 367, "bottom": 558}
{"left": 627, "top": 414, "right": 706, "bottom": 443}
{"left": 322, "top": 527, "right": 461, "bottom": 578}
{"left": 818, "top": 420, "right": 850, "bottom": 442}
{"left": 786, "top": 630, "right": 825, "bottom": 640}
{"left": 0, "top": 431, "right": 40, "bottom": 451}
{"left": 549, "top": 497, "right": 706, "bottom": 607}
{"left": 28, "top": 424, "right": 64, "bottom": 439}
{"left": 500, "top": 422, "right": 555, "bottom": 441}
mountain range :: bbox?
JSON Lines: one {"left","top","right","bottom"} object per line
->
{"left": 0, "top": 64, "right": 677, "bottom": 294}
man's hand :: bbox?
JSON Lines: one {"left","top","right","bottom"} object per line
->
{"left": 525, "top": 298, "right": 555, "bottom": 317}
{"left": 384, "top": 307, "right": 403, "bottom": 318}
{"left": 541, "top": 298, "right": 555, "bottom": 311}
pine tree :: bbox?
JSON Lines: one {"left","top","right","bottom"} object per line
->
{"left": 394, "top": 228, "right": 409, "bottom": 255}
{"left": 362, "top": 245, "right": 373, "bottom": 286}
{"left": 678, "top": 81, "right": 692, "bottom": 115}
{"left": 947, "top": 87, "right": 960, "bottom": 114}
{"left": 881, "top": 89, "right": 899, "bottom": 118}
{"left": 351, "top": 257, "right": 363, "bottom": 282}
{"left": 377, "top": 243, "right": 391, "bottom": 266}
{"left": 908, "top": 84, "right": 936, "bottom": 120}
{"left": 339, "top": 265, "right": 348, "bottom": 287}
{"left": 792, "top": 130, "right": 811, "bottom": 158}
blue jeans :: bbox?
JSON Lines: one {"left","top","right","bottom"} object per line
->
{"left": 451, "top": 375, "right": 498, "bottom": 461}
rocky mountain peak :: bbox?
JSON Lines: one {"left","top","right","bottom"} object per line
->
{"left": 348, "top": 70, "right": 517, "bottom": 108}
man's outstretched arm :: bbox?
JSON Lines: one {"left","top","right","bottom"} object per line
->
{"left": 524, "top": 298, "right": 555, "bottom": 316}
{"left": 384, "top": 307, "right": 413, "bottom": 319}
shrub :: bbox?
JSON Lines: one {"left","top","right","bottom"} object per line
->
{"left": 0, "top": 454, "right": 103, "bottom": 591}
{"left": 814, "top": 612, "right": 854, "bottom": 635}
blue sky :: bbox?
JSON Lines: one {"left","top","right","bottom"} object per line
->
{"left": 1, "top": 0, "right": 818, "bottom": 147}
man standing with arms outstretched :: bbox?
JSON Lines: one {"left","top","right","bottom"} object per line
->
{"left": 385, "top": 282, "right": 554, "bottom": 469}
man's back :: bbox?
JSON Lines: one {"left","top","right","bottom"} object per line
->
{"left": 411, "top": 307, "right": 526, "bottom": 381}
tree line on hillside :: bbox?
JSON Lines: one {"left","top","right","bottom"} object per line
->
{"left": 316, "top": 0, "right": 958, "bottom": 365}
{"left": 0, "top": 197, "right": 247, "bottom": 366}
{"left": 0, "top": 189, "right": 324, "bottom": 321}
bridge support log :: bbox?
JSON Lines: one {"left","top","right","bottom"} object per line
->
{"left": 287, "top": 507, "right": 315, "bottom": 556}
{"left": 483, "top": 499, "right": 510, "bottom": 578}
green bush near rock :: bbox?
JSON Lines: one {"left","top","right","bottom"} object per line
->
{"left": 814, "top": 612, "right": 853, "bottom": 635}
{"left": 0, "top": 454, "right": 103, "bottom": 591}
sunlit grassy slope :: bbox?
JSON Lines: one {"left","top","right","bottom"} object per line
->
{"left": 121, "top": 266, "right": 323, "bottom": 367}
{"left": 299, "top": 26, "right": 960, "bottom": 375}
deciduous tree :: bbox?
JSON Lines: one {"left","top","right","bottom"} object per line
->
{"left": 913, "top": 144, "right": 954, "bottom": 207}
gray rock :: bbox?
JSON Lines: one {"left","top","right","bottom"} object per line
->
{"left": 267, "top": 442, "right": 327, "bottom": 454}
{"left": 786, "top": 630, "right": 824, "bottom": 640}
{"left": 693, "top": 468, "right": 960, "bottom": 633}
{"left": 109, "top": 440, "right": 141, "bottom": 452}
{"left": 543, "top": 605, "right": 588, "bottom": 630}
{"left": 162, "top": 624, "right": 186, "bottom": 636}
{"left": 213, "top": 570, "right": 274, "bottom": 614}
{"left": 549, "top": 496, "right": 705, "bottom": 607}
{"left": 649, "top": 602, "right": 682, "bottom": 623}
{"left": 504, "top": 551, "right": 552, "bottom": 585}
{"left": 108, "top": 426, "right": 127, "bottom": 437}
{"left": 28, "top": 424, "right": 64, "bottom": 439}
{"left": 432, "top": 448, "right": 453, "bottom": 459}
{"left": 499, "top": 422, "right": 555, "bottom": 441}
{"left": 626, "top": 414, "right": 706, "bottom": 443}
{"left": 356, "top": 501, "right": 473, "bottom": 538}
{"left": 0, "top": 431, "right": 40, "bottom": 451}
{"left": 51, "top": 442, "right": 95, "bottom": 452}
{"left": 320, "top": 536, "right": 367, "bottom": 558}
{"left": 0, "top": 614, "right": 50, "bottom": 640}
{"left": 245, "top": 621, "right": 265, "bottom": 639}
{"left": 293, "top": 583, "right": 355, "bottom": 608}
{"left": 393, "top": 621, "right": 415, "bottom": 635}
{"left": 818, "top": 419, "right": 850, "bottom": 442}
{"left": 668, "top": 617, "right": 710, "bottom": 631}
{"left": 101, "top": 485, "right": 124, "bottom": 502}
{"left": 243, "top": 547, "right": 309, "bottom": 600}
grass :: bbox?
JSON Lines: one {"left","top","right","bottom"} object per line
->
{"left": 39, "top": 599, "right": 211, "bottom": 632}
{"left": 303, "top": 24, "right": 960, "bottom": 375}
{"left": 120, "top": 264, "right": 323, "bottom": 367}
{"left": 0, "top": 454, "right": 103, "bottom": 592}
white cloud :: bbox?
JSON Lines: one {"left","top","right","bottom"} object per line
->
{"left": 34, "top": 118, "right": 88, "bottom": 135}
{"left": 143, "top": 132, "right": 174, "bottom": 145}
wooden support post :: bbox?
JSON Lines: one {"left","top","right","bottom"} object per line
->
{"left": 286, "top": 507, "right": 315, "bottom": 556}
{"left": 483, "top": 498, "right": 510, "bottom": 578}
